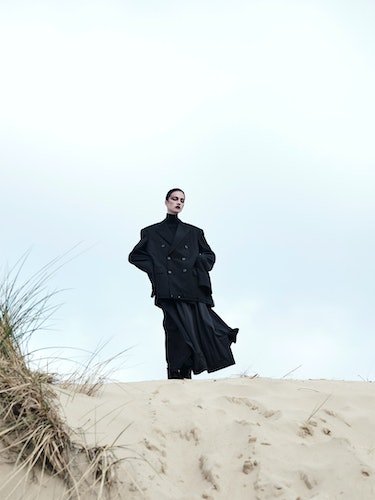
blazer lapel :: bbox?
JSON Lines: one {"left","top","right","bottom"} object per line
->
{"left": 155, "top": 221, "right": 174, "bottom": 244}
{"left": 169, "top": 222, "right": 190, "bottom": 253}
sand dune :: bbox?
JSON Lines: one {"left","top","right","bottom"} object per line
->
{"left": 1, "top": 377, "right": 375, "bottom": 499}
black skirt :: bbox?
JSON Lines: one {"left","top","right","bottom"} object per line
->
{"left": 159, "top": 299, "right": 238, "bottom": 375}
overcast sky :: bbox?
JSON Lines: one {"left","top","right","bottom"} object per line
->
{"left": 1, "top": 0, "right": 374, "bottom": 382}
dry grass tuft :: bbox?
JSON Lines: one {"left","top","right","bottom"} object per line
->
{"left": 0, "top": 253, "right": 121, "bottom": 498}
{"left": 0, "top": 357, "right": 71, "bottom": 475}
{"left": 59, "top": 340, "right": 130, "bottom": 397}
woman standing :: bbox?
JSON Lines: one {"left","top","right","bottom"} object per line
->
{"left": 129, "top": 188, "right": 238, "bottom": 379}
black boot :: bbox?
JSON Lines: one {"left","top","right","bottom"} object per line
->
{"left": 180, "top": 365, "right": 192, "bottom": 379}
{"left": 167, "top": 368, "right": 183, "bottom": 379}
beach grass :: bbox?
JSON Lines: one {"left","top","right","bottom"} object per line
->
{"left": 0, "top": 254, "right": 120, "bottom": 499}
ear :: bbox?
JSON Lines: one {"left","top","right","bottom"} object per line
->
{"left": 165, "top": 199, "right": 168, "bottom": 207}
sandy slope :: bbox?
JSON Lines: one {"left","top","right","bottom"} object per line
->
{"left": 1, "top": 377, "right": 375, "bottom": 499}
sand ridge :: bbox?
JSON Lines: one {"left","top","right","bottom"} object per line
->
{"left": 1, "top": 377, "right": 375, "bottom": 499}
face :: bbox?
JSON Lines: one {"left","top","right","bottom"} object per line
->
{"left": 165, "top": 190, "right": 185, "bottom": 215}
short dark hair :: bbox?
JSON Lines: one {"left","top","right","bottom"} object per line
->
{"left": 165, "top": 188, "right": 185, "bottom": 200}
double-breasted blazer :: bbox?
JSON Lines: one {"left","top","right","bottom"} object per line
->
{"left": 129, "top": 218, "right": 216, "bottom": 306}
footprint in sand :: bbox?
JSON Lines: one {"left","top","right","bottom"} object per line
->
{"left": 299, "top": 425, "right": 314, "bottom": 437}
{"left": 224, "top": 396, "right": 282, "bottom": 420}
{"left": 199, "top": 454, "right": 220, "bottom": 491}
{"left": 224, "top": 396, "right": 259, "bottom": 410}
{"left": 242, "top": 458, "right": 258, "bottom": 474}
{"left": 143, "top": 438, "right": 166, "bottom": 457}
{"left": 262, "top": 409, "right": 282, "bottom": 420}
{"left": 175, "top": 426, "right": 201, "bottom": 445}
{"left": 324, "top": 408, "right": 352, "bottom": 427}
{"left": 153, "top": 427, "right": 166, "bottom": 439}
{"left": 299, "top": 471, "right": 317, "bottom": 490}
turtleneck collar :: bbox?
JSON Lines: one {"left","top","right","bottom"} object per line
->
{"left": 165, "top": 213, "right": 179, "bottom": 224}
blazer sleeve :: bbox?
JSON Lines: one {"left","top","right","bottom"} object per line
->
{"left": 128, "top": 229, "right": 153, "bottom": 275}
{"left": 197, "top": 229, "right": 216, "bottom": 271}
{"left": 195, "top": 230, "right": 215, "bottom": 292}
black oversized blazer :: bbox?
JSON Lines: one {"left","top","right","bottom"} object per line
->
{"left": 129, "top": 218, "right": 216, "bottom": 306}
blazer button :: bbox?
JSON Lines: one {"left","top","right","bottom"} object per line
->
{"left": 184, "top": 244, "right": 188, "bottom": 249}
{"left": 182, "top": 268, "right": 187, "bottom": 273}
{"left": 161, "top": 244, "right": 166, "bottom": 247}
{"left": 181, "top": 257, "right": 186, "bottom": 261}
{"left": 167, "top": 256, "right": 171, "bottom": 260}
{"left": 167, "top": 270, "right": 172, "bottom": 274}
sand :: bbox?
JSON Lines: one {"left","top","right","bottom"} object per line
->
{"left": 1, "top": 377, "right": 375, "bottom": 499}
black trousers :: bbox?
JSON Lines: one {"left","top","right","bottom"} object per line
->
{"left": 159, "top": 300, "right": 238, "bottom": 378}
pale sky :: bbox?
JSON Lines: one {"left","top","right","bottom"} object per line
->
{"left": 1, "top": 0, "right": 374, "bottom": 382}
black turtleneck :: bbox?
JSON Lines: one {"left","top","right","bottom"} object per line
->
{"left": 165, "top": 213, "right": 179, "bottom": 237}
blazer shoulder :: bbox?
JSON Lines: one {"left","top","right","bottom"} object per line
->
{"left": 141, "top": 220, "right": 166, "bottom": 232}
{"left": 141, "top": 219, "right": 203, "bottom": 235}
{"left": 179, "top": 221, "right": 204, "bottom": 233}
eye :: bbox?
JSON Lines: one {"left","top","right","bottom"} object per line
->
{"left": 180, "top": 199, "right": 185, "bottom": 203}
